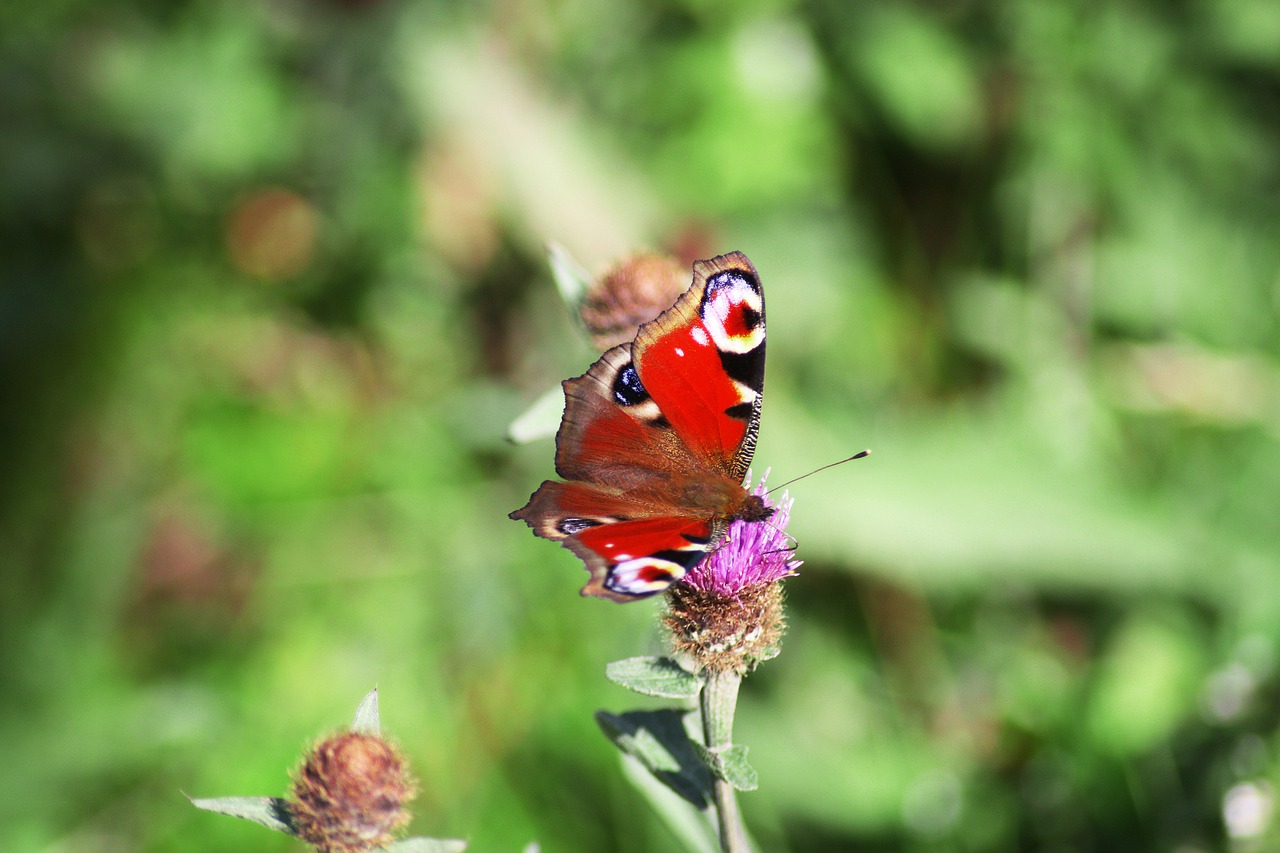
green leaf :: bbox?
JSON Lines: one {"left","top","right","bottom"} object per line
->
{"left": 606, "top": 656, "right": 703, "bottom": 699}
{"left": 352, "top": 688, "right": 381, "bottom": 735}
{"left": 596, "top": 709, "right": 713, "bottom": 807}
{"left": 718, "top": 745, "right": 759, "bottom": 792}
{"left": 387, "top": 838, "right": 469, "bottom": 852}
{"left": 694, "top": 743, "right": 759, "bottom": 792}
{"left": 189, "top": 796, "right": 295, "bottom": 835}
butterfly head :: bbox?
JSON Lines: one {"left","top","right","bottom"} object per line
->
{"left": 736, "top": 492, "right": 774, "bottom": 524}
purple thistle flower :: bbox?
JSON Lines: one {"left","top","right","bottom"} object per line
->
{"left": 664, "top": 474, "right": 797, "bottom": 673}
{"left": 682, "top": 476, "right": 801, "bottom": 599}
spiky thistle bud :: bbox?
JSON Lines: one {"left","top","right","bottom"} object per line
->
{"left": 579, "top": 252, "right": 688, "bottom": 350}
{"left": 663, "top": 480, "right": 799, "bottom": 674}
{"left": 289, "top": 731, "right": 416, "bottom": 853}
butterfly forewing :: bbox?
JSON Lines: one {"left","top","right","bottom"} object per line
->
{"left": 632, "top": 252, "right": 765, "bottom": 479}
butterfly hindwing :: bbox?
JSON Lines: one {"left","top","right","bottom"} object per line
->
{"left": 568, "top": 516, "right": 714, "bottom": 601}
{"left": 509, "top": 480, "right": 715, "bottom": 601}
{"left": 513, "top": 480, "right": 659, "bottom": 541}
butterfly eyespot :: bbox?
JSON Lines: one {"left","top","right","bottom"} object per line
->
{"left": 612, "top": 363, "right": 649, "bottom": 406}
{"left": 607, "top": 556, "right": 685, "bottom": 596}
{"left": 702, "top": 270, "right": 765, "bottom": 357}
{"left": 558, "top": 517, "right": 602, "bottom": 535}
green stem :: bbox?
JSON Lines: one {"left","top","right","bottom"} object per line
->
{"left": 701, "top": 669, "right": 748, "bottom": 853}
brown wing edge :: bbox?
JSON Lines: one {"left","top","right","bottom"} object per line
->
{"left": 552, "top": 344, "right": 630, "bottom": 481}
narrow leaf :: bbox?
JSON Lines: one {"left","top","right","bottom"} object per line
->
{"left": 599, "top": 712, "right": 679, "bottom": 772}
{"left": 507, "top": 386, "right": 565, "bottom": 445}
{"left": 606, "top": 657, "right": 702, "bottom": 699}
{"left": 189, "top": 796, "right": 295, "bottom": 835}
{"left": 547, "top": 241, "right": 592, "bottom": 305}
{"left": 619, "top": 753, "right": 719, "bottom": 853}
{"left": 596, "top": 709, "right": 713, "bottom": 807}
{"left": 352, "top": 689, "right": 381, "bottom": 735}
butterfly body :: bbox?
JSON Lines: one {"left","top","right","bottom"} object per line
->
{"left": 511, "top": 252, "right": 769, "bottom": 602}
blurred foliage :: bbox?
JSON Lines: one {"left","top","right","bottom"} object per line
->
{"left": 4, "top": 0, "right": 1280, "bottom": 850}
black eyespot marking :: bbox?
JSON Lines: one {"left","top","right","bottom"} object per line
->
{"left": 612, "top": 363, "right": 648, "bottom": 406}
{"left": 558, "top": 517, "right": 600, "bottom": 535}
{"left": 680, "top": 531, "right": 711, "bottom": 546}
{"left": 725, "top": 401, "right": 754, "bottom": 422}
{"left": 739, "top": 304, "right": 762, "bottom": 330}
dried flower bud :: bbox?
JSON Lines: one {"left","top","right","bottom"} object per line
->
{"left": 663, "top": 481, "right": 798, "bottom": 674}
{"left": 289, "top": 732, "right": 416, "bottom": 852}
{"left": 579, "top": 253, "right": 688, "bottom": 350}
{"left": 664, "top": 581, "right": 786, "bottom": 675}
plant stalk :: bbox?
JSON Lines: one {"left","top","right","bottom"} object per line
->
{"left": 701, "top": 669, "right": 748, "bottom": 853}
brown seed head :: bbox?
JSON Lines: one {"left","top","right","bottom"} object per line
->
{"left": 663, "top": 581, "right": 786, "bottom": 674}
{"left": 289, "top": 731, "right": 416, "bottom": 852}
{"left": 580, "top": 253, "right": 688, "bottom": 349}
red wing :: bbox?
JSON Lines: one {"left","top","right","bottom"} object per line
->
{"left": 632, "top": 252, "right": 766, "bottom": 480}
{"left": 508, "top": 480, "right": 711, "bottom": 601}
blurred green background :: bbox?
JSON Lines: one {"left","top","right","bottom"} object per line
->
{"left": 5, "top": 0, "right": 1280, "bottom": 850}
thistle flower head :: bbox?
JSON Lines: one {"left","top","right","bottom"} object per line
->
{"left": 289, "top": 731, "right": 416, "bottom": 853}
{"left": 664, "top": 477, "right": 798, "bottom": 674}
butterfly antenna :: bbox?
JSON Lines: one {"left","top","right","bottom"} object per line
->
{"left": 766, "top": 449, "right": 871, "bottom": 495}
{"left": 750, "top": 451, "right": 870, "bottom": 560}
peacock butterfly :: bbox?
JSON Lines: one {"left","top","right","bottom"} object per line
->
{"left": 510, "top": 251, "right": 773, "bottom": 602}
